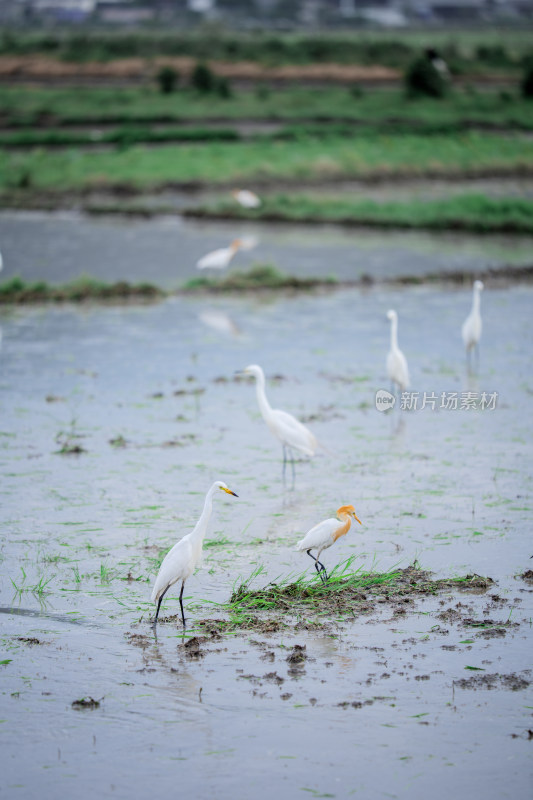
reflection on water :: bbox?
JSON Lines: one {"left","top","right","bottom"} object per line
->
{"left": 199, "top": 309, "right": 241, "bottom": 337}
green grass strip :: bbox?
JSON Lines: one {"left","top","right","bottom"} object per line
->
{"left": 0, "top": 126, "right": 240, "bottom": 148}
{"left": 2, "top": 86, "right": 533, "bottom": 129}
{"left": 186, "top": 192, "right": 533, "bottom": 234}
{"left": 1, "top": 131, "right": 532, "bottom": 192}
{"left": 0, "top": 275, "right": 163, "bottom": 303}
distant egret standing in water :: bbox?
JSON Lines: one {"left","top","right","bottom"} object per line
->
{"left": 462, "top": 280, "right": 484, "bottom": 368}
{"left": 386, "top": 309, "right": 410, "bottom": 394}
{"left": 296, "top": 505, "right": 362, "bottom": 583}
{"left": 151, "top": 481, "right": 238, "bottom": 625}
{"left": 196, "top": 239, "right": 242, "bottom": 271}
{"left": 239, "top": 364, "right": 317, "bottom": 481}
{"left": 232, "top": 189, "right": 261, "bottom": 209}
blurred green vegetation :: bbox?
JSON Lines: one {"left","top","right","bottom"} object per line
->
{"left": 0, "top": 28, "right": 531, "bottom": 73}
{"left": 0, "top": 275, "right": 163, "bottom": 302}
{"left": 186, "top": 192, "right": 533, "bottom": 234}
{"left": 0, "top": 29, "right": 531, "bottom": 236}
{"left": 1, "top": 85, "right": 533, "bottom": 132}
{"left": 1, "top": 131, "right": 531, "bottom": 192}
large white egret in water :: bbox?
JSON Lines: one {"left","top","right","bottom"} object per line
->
{"left": 462, "top": 280, "right": 484, "bottom": 366}
{"left": 296, "top": 505, "right": 362, "bottom": 583}
{"left": 239, "top": 364, "right": 317, "bottom": 480}
{"left": 386, "top": 309, "right": 410, "bottom": 393}
{"left": 151, "top": 481, "right": 238, "bottom": 625}
{"left": 196, "top": 240, "right": 242, "bottom": 271}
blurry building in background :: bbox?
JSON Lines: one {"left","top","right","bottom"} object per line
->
{"left": 0, "top": 0, "right": 532, "bottom": 26}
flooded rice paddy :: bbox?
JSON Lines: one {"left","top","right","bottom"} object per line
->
{"left": 2, "top": 208, "right": 533, "bottom": 287}
{"left": 0, "top": 211, "right": 532, "bottom": 799}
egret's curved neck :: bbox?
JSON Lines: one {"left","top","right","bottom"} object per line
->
{"left": 333, "top": 513, "right": 352, "bottom": 542}
{"left": 193, "top": 486, "right": 216, "bottom": 541}
{"left": 472, "top": 288, "right": 481, "bottom": 313}
{"left": 254, "top": 370, "right": 272, "bottom": 420}
{"left": 389, "top": 316, "right": 398, "bottom": 350}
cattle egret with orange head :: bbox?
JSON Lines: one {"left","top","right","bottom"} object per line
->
{"left": 296, "top": 505, "right": 362, "bottom": 582}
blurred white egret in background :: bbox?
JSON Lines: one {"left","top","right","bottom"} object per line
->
{"left": 462, "top": 280, "right": 484, "bottom": 368}
{"left": 239, "top": 364, "right": 317, "bottom": 481}
{"left": 232, "top": 189, "right": 261, "bottom": 209}
{"left": 426, "top": 47, "right": 450, "bottom": 79}
{"left": 196, "top": 239, "right": 242, "bottom": 271}
{"left": 386, "top": 309, "right": 410, "bottom": 394}
{"left": 151, "top": 481, "right": 238, "bottom": 625}
{"left": 0, "top": 250, "right": 3, "bottom": 271}
{"left": 296, "top": 505, "right": 362, "bottom": 583}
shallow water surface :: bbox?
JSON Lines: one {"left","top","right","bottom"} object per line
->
{"left": 1, "top": 209, "right": 532, "bottom": 288}
{"left": 0, "top": 284, "right": 532, "bottom": 799}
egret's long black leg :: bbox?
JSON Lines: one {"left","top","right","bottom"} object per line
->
{"left": 282, "top": 445, "right": 287, "bottom": 483}
{"left": 306, "top": 550, "right": 328, "bottom": 583}
{"left": 154, "top": 584, "right": 171, "bottom": 624}
{"left": 179, "top": 581, "right": 186, "bottom": 627}
{"left": 290, "top": 447, "right": 296, "bottom": 486}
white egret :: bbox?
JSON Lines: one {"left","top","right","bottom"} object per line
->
{"left": 151, "top": 481, "right": 238, "bottom": 625}
{"left": 426, "top": 47, "right": 450, "bottom": 79}
{"left": 232, "top": 189, "right": 261, "bottom": 209}
{"left": 296, "top": 505, "right": 362, "bottom": 583}
{"left": 386, "top": 309, "right": 410, "bottom": 394}
{"left": 462, "top": 280, "right": 484, "bottom": 366}
{"left": 196, "top": 239, "right": 242, "bottom": 271}
{"left": 239, "top": 364, "right": 317, "bottom": 480}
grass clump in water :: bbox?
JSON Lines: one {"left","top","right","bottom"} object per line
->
{"left": 182, "top": 264, "right": 337, "bottom": 292}
{"left": 0, "top": 275, "right": 164, "bottom": 303}
{"left": 195, "top": 561, "right": 494, "bottom": 634}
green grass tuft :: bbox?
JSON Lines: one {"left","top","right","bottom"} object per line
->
{"left": 182, "top": 264, "right": 337, "bottom": 292}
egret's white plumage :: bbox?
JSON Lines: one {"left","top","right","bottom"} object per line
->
{"left": 462, "top": 280, "right": 484, "bottom": 357}
{"left": 232, "top": 189, "right": 261, "bottom": 209}
{"left": 240, "top": 364, "right": 317, "bottom": 477}
{"left": 426, "top": 48, "right": 450, "bottom": 79}
{"left": 196, "top": 239, "right": 241, "bottom": 271}
{"left": 151, "top": 481, "right": 238, "bottom": 624}
{"left": 296, "top": 505, "right": 362, "bottom": 582}
{"left": 386, "top": 309, "right": 410, "bottom": 393}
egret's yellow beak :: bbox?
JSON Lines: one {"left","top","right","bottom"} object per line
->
{"left": 222, "top": 486, "right": 238, "bottom": 497}
{"left": 352, "top": 511, "right": 362, "bottom": 525}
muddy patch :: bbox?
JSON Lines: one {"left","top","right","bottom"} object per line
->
{"left": 455, "top": 672, "right": 531, "bottom": 691}
{"left": 71, "top": 696, "right": 102, "bottom": 710}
